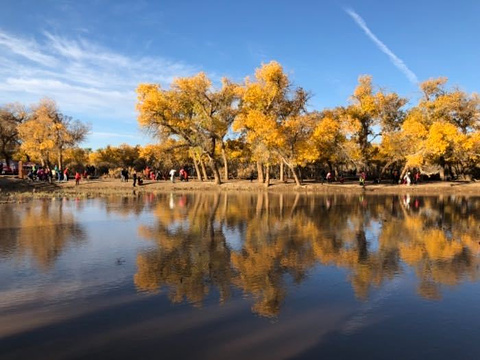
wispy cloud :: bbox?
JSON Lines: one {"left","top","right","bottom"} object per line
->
{"left": 0, "top": 32, "right": 57, "bottom": 67}
{"left": 345, "top": 8, "right": 418, "bottom": 84}
{"left": 0, "top": 30, "right": 198, "bottom": 120}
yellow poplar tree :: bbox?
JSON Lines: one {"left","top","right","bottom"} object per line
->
{"left": 310, "top": 109, "right": 346, "bottom": 171}
{"left": 344, "top": 75, "right": 406, "bottom": 170}
{"left": 399, "top": 78, "right": 480, "bottom": 179}
{"left": 234, "top": 61, "right": 310, "bottom": 186}
{"left": 18, "top": 98, "right": 89, "bottom": 168}
{"left": 136, "top": 73, "right": 240, "bottom": 185}
{"left": 18, "top": 99, "right": 57, "bottom": 166}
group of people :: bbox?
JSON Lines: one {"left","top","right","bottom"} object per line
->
{"left": 326, "top": 171, "right": 345, "bottom": 184}
{"left": 27, "top": 165, "right": 70, "bottom": 183}
{"left": 169, "top": 168, "right": 189, "bottom": 183}
{"left": 125, "top": 167, "right": 189, "bottom": 186}
{"left": 26, "top": 164, "right": 96, "bottom": 186}
{"left": 355, "top": 169, "right": 421, "bottom": 187}
{"left": 402, "top": 171, "right": 421, "bottom": 186}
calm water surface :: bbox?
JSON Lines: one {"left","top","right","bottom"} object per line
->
{"left": 1, "top": 193, "right": 480, "bottom": 359}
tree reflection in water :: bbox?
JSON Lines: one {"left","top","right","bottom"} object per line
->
{"left": 15, "top": 200, "right": 85, "bottom": 270}
{"left": 134, "top": 193, "right": 480, "bottom": 317}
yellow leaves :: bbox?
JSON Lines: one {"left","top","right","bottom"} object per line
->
{"left": 343, "top": 139, "right": 362, "bottom": 163}
{"left": 136, "top": 72, "right": 240, "bottom": 184}
{"left": 17, "top": 99, "right": 60, "bottom": 164}
{"left": 344, "top": 75, "right": 408, "bottom": 167}
{"left": 172, "top": 72, "right": 211, "bottom": 94}
{"left": 242, "top": 83, "right": 267, "bottom": 109}
{"left": 136, "top": 83, "right": 172, "bottom": 128}
{"left": 312, "top": 116, "right": 340, "bottom": 143}
{"left": 235, "top": 61, "right": 312, "bottom": 174}
{"left": 89, "top": 144, "right": 141, "bottom": 169}
{"left": 460, "top": 131, "right": 480, "bottom": 164}
{"left": 350, "top": 75, "right": 379, "bottom": 117}
{"left": 397, "top": 77, "right": 479, "bottom": 169}
{"left": 88, "top": 151, "right": 101, "bottom": 166}
{"left": 353, "top": 75, "right": 373, "bottom": 100}
{"left": 136, "top": 66, "right": 478, "bottom": 178}
{"left": 63, "top": 148, "right": 90, "bottom": 167}
{"left": 405, "top": 153, "right": 424, "bottom": 168}
{"left": 254, "top": 61, "right": 288, "bottom": 88}
{"left": 241, "top": 62, "right": 289, "bottom": 114}
{"left": 379, "top": 132, "right": 404, "bottom": 158}
{"left": 402, "top": 111, "right": 428, "bottom": 138}
{"left": 425, "top": 121, "right": 461, "bottom": 157}
{"left": 420, "top": 77, "right": 448, "bottom": 100}
{"left": 310, "top": 114, "right": 343, "bottom": 162}
{"left": 238, "top": 110, "right": 280, "bottom": 147}
{"left": 138, "top": 144, "right": 161, "bottom": 161}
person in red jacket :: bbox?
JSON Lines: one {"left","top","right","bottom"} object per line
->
{"left": 75, "top": 171, "right": 81, "bottom": 185}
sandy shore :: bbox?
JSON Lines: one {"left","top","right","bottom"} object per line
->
{"left": 1, "top": 176, "right": 480, "bottom": 201}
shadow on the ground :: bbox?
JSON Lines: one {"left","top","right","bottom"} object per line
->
{"left": 0, "top": 176, "right": 60, "bottom": 193}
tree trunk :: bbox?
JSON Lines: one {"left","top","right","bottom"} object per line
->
{"left": 448, "top": 164, "right": 454, "bottom": 180}
{"left": 200, "top": 156, "right": 208, "bottom": 181}
{"left": 400, "top": 163, "right": 409, "bottom": 179}
{"left": 3, "top": 153, "right": 11, "bottom": 167}
{"left": 280, "top": 161, "right": 284, "bottom": 182}
{"left": 283, "top": 159, "right": 301, "bottom": 186}
{"left": 193, "top": 154, "right": 202, "bottom": 181}
{"left": 264, "top": 164, "right": 270, "bottom": 187}
{"left": 256, "top": 161, "right": 264, "bottom": 183}
{"left": 221, "top": 144, "right": 228, "bottom": 180}
{"left": 439, "top": 156, "right": 446, "bottom": 181}
{"left": 295, "top": 167, "right": 302, "bottom": 185}
{"left": 58, "top": 149, "right": 63, "bottom": 170}
{"left": 209, "top": 158, "right": 222, "bottom": 185}
{"left": 327, "top": 161, "right": 333, "bottom": 173}
{"left": 380, "top": 159, "right": 396, "bottom": 177}
{"left": 18, "top": 160, "right": 24, "bottom": 179}
{"left": 1, "top": 144, "right": 10, "bottom": 167}
{"left": 439, "top": 168, "right": 445, "bottom": 181}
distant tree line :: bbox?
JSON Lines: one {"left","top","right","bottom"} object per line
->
{"left": 2, "top": 62, "right": 479, "bottom": 183}
{"left": 136, "top": 61, "right": 480, "bottom": 185}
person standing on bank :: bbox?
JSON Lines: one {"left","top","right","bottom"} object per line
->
{"left": 75, "top": 171, "right": 81, "bottom": 185}
{"left": 169, "top": 169, "right": 176, "bottom": 183}
{"left": 133, "top": 172, "right": 137, "bottom": 187}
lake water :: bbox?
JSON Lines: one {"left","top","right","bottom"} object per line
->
{"left": 1, "top": 193, "right": 480, "bottom": 359}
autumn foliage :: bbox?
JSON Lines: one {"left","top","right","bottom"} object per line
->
{"left": 2, "top": 61, "right": 479, "bottom": 181}
{"left": 135, "top": 62, "right": 480, "bottom": 183}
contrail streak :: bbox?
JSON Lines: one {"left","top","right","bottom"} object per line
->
{"left": 345, "top": 8, "right": 419, "bottom": 84}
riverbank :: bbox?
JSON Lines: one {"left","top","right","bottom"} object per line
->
{"left": 1, "top": 176, "right": 480, "bottom": 202}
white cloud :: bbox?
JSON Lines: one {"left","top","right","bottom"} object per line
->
{"left": 0, "top": 32, "right": 57, "bottom": 67}
{"left": 345, "top": 8, "right": 419, "bottom": 85}
{"left": 0, "top": 30, "right": 198, "bottom": 120}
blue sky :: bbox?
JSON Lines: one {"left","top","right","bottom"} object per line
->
{"left": 1, "top": 0, "right": 479, "bottom": 150}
